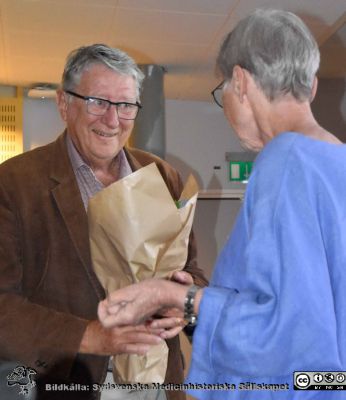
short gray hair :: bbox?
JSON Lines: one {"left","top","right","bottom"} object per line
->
{"left": 61, "top": 44, "right": 145, "bottom": 99}
{"left": 216, "top": 9, "right": 320, "bottom": 101}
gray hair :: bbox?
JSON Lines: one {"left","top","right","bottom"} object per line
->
{"left": 61, "top": 44, "right": 145, "bottom": 99}
{"left": 216, "top": 9, "right": 320, "bottom": 101}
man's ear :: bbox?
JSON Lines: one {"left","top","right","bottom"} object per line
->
{"left": 56, "top": 89, "right": 68, "bottom": 121}
{"left": 232, "top": 65, "right": 247, "bottom": 102}
{"left": 310, "top": 76, "right": 318, "bottom": 103}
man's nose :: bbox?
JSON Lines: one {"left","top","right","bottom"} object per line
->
{"left": 102, "top": 104, "right": 120, "bottom": 127}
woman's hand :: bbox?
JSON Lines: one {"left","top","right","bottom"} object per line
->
{"left": 98, "top": 278, "right": 189, "bottom": 330}
{"left": 146, "top": 270, "right": 195, "bottom": 338}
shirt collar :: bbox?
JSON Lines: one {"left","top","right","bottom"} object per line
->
{"left": 66, "top": 134, "right": 132, "bottom": 179}
{"left": 66, "top": 134, "right": 85, "bottom": 172}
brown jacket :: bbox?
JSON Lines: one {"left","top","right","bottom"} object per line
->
{"left": 0, "top": 132, "right": 208, "bottom": 400}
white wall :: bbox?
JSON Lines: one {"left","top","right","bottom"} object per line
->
{"left": 165, "top": 99, "right": 245, "bottom": 277}
{"left": 165, "top": 99, "right": 245, "bottom": 191}
{"left": 23, "top": 97, "right": 64, "bottom": 151}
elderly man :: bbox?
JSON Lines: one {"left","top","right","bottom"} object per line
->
{"left": 99, "top": 9, "right": 346, "bottom": 400}
{"left": 0, "top": 44, "right": 207, "bottom": 400}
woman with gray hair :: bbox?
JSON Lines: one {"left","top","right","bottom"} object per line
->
{"left": 99, "top": 9, "right": 346, "bottom": 399}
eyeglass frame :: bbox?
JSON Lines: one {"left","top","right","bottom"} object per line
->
{"left": 65, "top": 90, "right": 142, "bottom": 120}
{"left": 211, "top": 80, "right": 226, "bottom": 108}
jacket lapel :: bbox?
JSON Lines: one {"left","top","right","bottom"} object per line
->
{"left": 124, "top": 147, "right": 143, "bottom": 171}
{"left": 49, "top": 132, "right": 105, "bottom": 300}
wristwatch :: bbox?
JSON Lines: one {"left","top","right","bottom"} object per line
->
{"left": 184, "top": 284, "right": 199, "bottom": 326}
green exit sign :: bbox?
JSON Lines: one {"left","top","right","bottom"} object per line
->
{"left": 229, "top": 161, "right": 253, "bottom": 182}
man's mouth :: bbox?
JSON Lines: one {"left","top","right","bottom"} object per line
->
{"left": 92, "top": 129, "right": 118, "bottom": 138}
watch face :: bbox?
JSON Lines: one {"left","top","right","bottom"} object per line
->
{"left": 187, "top": 315, "right": 198, "bottom": 326}
{"left": 184, "top": 285, "right": 199, "bottom": 326}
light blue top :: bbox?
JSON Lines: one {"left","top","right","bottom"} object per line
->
{"left": 186, "top": 132, "right": 346, "bottom": 399}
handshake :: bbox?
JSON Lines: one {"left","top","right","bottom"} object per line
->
{"left": 98, "top": 271, "right": 202, "bottom": 333}
{"left": 96, "top": 271, "right": 203, "bottom": 384}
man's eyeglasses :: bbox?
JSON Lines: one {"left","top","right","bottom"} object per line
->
{"left": 65, "top": 90, "right": 142, "bottom": 120}
{"left": 211, "top": 81, "right": 225, "bottom": 108}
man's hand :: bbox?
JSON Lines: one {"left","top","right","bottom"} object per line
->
{"left": 79, "top": 319, "right": 164, "bottom": 356}
{"left": 171, "top": 270, "right": 194, "bottom": 286}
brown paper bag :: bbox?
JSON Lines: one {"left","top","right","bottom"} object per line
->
{"left": 88, "top": 162, "right": 198, "bottom": 383}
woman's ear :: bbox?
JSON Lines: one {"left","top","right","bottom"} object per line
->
{"left": 310, "top": 76, "right": 318, "bottom": 103}
{"left": 232, "top": 65, "right": 247, "bottom": 102}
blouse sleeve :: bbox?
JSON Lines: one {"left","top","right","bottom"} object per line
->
{"left": 188, "top": 138, "right": 343, "bottom": 381}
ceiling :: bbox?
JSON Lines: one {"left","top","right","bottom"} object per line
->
{"left": 0, "top": 0, "right": 345, "bottom": 102}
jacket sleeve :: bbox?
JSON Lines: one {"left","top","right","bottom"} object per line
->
{"left": 0, "top": 173, "right": 89, "bottom": 379}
